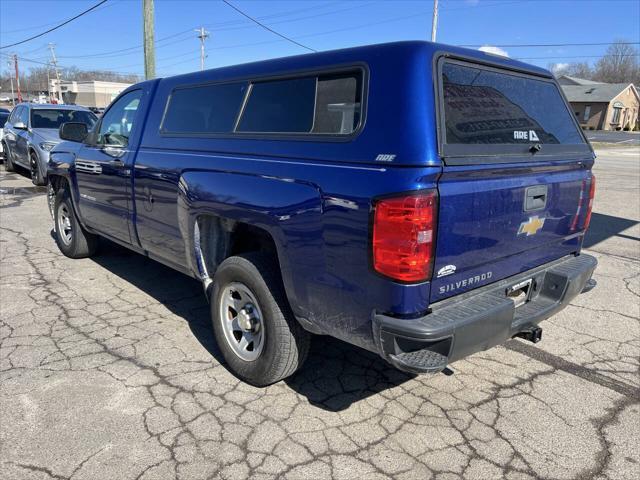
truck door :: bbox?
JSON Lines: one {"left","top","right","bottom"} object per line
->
{"left": 75, "top": 89, "right": 143, "bottom": 243}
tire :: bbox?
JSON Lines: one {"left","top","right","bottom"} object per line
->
{"left": 211, "top": 253, "right": 310, "bottom": 386}
{"left": 53, "top": 188, "right": 98, "bottom": 258}
{"left": 30, "top": 150, "right": 46, "bottom": 186}
{"left": 47, "top": 182, "right": 56, "bottom": 219}
{"left": 3, "top": 142, "right": 14, "bottom": 172}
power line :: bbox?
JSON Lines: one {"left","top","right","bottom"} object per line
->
{"left": 221, "top": 0, "right": 316, "bottom": 53}
{"left": 205, "top": 2, "right": 375, "bottom": 33}
{"left": 462, "top": 42, "right": 640, "bottom": 48}
{"left": 0, "top": 0, "right": 109, "bottom": 50}
{"left": 57, "top": 29, "right": 195, "bottom": 59}
{"left": 1, "top": 1, "right": 115, "bottom": 35}
{"left": 57, "top": 1, "right": 350, "bottom": 59}
{"left": 517, "top": 54, "right": 640, "bottom": 60}
{"left": 0, "top": 51, "right": 142, "bottom": 77}
{"left": 55, "top": 2, "right": 364, "bottom": 60}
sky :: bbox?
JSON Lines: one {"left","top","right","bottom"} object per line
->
{"left": 0, "top": 0, "right": 639, "bottom": 79}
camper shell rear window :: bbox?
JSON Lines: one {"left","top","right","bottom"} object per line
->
{"left": 437, "top": 57, "right": 591, "bottom": 161}
{"left": 161, "top": 68, "right": 364, "bottom": 139}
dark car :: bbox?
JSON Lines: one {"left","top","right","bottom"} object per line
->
{"left": 0, "top": 111, "right": 9, "bottom": 159}
{"left": 88, "top": 106, "right": 105, "bottom": 116}
{"left": 47, "top": 41, "right": 597, "bottom": 386}
{"left": 2, "top": 103, "right": 97, "bottom": 184}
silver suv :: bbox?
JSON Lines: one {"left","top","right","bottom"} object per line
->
{"left": 2, "top": 104, "right": 97, "bottom": 185}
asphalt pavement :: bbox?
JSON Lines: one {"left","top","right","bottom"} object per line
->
{"left": 1, "top": 147, "right": 639, "bottom": 480}
{"left": 586, "top": 130, "right": 640, "bottom": 146}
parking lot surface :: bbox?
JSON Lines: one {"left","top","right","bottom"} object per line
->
{"left": 1, "top": 147, "right": 639, "bottom": 480}
{"left": 586, "top": 131, "right": 640, "bottom": 146}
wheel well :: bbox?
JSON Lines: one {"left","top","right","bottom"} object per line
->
{"left": 195, "top": 215, "right": 278, "bottom": 280}
{"left": 48, "top": 174, "right": 68, "bottom": 192}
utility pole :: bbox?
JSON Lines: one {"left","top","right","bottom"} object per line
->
{"left": 48, "top": 43, "right": 62, "bottom": 103}
{"left": 195, "top": 27, "right": 210, "bottom": 71}
{"left": 7, "top": 60, "right": 15, "bottom": 107}
{"left": 143, "top": 0, "right": 156, "bottom": 79}
{"left": 13, "top": 55, "right": 22, "bottom": 103}
{"left": 46, "top": 65, "right": 51, "bottom": 103}
{"left": 431, "top": 0, "right": 439, "bottom": 42}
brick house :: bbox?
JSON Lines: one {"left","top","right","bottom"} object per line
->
{"left": 558, "top": 75, "right": 639, "bottom": 131}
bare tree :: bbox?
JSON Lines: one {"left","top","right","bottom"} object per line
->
{"left": 593, "top": 40, "right": 640, "bottom": 84}
{"left": 549, "top": 61, "right": 593, "bottom": 79}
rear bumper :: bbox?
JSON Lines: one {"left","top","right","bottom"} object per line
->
{"left": 373, "top": 253, "right": 597, "bottom": 374}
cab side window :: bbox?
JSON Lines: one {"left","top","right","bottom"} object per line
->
{"left": 97, "top": 90, "right": 142, "bottom": 147}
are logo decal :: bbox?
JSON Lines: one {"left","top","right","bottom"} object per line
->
{"left": 375, "top": 154, "right": 396, "bottom": 162}
{"left": 513, "top": 130, "right": 540, "bottom": 141}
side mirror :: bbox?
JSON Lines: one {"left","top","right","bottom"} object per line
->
{"left": 13, "top": 121, "right": 27, "bottom": 130}
{"left": 59, "top": 122, "right": 88, "bottom": 143}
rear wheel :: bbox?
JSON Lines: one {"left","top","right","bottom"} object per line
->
{"left": 211, "top": 253, "right": 310, "bottom": 386}
{"left": 54, "top": 188, "right": 98, "bottom": 258}
{"left": 30, "top": 151, "right": 46, "bottom": 186}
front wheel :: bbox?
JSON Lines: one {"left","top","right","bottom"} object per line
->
{"left": 47, "top": 182, "right": 56, "bottom": 219}
{"left": 211, "top": 253, "right": 310, "bottom": 386}
{"left": 30, "top": 151, "right": 46, "bottom": 186}
{"left": 53, "top": 188, "right": 98, "bottom": 258}
{"left": 3, "top": 142, "right": 15, "bottom": 172}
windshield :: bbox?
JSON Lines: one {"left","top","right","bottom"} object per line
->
{"left": 0, "top": 112, "right": 8, "bottom": 127}
{"left": 30, "top": 109, "right": 97, "bottom": 130}
{"left": 442, "top": 61, "right": 585, "bottom": 146}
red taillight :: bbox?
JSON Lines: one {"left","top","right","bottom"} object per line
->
{"left": 372, "top": 191, "right": 438, "bottom": 282}
{"left": 584, "top": 175, "right": 596, "bottom": 230}
{"left": 570, "top": 175, "right": 596, "bottom": 233}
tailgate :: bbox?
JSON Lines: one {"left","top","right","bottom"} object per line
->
{"left": 431, "top": 161, "right": 593, "bottom": 302}
{"left": 430, "top": 56, "right": 594, "bottom": 302}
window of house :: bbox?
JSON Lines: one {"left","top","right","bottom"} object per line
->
{"left": 583, "top": 105, "right": 591, "bottom": 122}
{"left": 611, "top": 107, "right": 621, "bottom": 124}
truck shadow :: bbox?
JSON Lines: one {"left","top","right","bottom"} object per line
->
{"left": 583, "top": 212, "right": 639, "bottom": 248}
{"left": 87, "top": 239, "right": 417, "bottom": 411}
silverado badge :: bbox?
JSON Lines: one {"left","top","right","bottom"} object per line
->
{"left": 518, "top": 216, "right": 545, "bottom": 236}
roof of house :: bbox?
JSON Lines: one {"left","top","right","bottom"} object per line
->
{"left": 557, "top": 75, "right": 603, "bottom": 86}
{"left": 561, "top": 83, "right": 636, "bottom": 103}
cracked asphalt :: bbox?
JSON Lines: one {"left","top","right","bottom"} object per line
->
{"left": 1, "top": 147, "right": 639, "bottom": 480}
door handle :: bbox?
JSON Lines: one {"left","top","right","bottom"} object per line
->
{"left": 524, "top": 185, "right": 548, "bottom": 211}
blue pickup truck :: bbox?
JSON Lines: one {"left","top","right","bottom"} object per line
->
{"left": 47, "top": 41, "right": 597, "bottom": 386}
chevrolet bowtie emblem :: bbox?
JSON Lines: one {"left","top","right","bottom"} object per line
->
{"left": 518, "top": 216, "right": 545, "bottom": 236}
